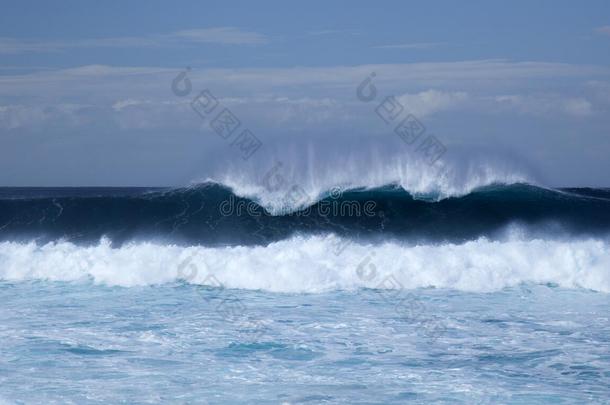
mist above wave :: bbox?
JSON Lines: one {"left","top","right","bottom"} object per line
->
{"left": 204, "top": 146, "right": 532, "bottom": 213}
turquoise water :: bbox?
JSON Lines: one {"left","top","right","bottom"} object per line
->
{"left": 1, "top": 282, "right": 608, "bottom": 404}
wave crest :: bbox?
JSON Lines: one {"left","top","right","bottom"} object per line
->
{"left": 205, "top": 147, "right": 533, "bottom": 212}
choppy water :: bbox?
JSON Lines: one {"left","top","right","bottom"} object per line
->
{"left": 1, "top": 282, "right": 609, "bottom": 404}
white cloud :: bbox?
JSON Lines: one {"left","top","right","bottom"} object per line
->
{"left": 586, "top": 80, "right": 610, "bottom": 105}
{"left": 0, "top": 27, "right": 268, "bottom": 54}
{"left": 0, "top": 95, "right": 352, "bottom": 130}
{"left": 112, "top": 99, "right": 151, "bottom": 111}
{"left": 170, "top": 28, "right": 267, "bottom": 45}
{"left": 1, "top": 60, "right": 605, "bottom": 96}
{"left": 0, "top": 103, "right": 95, "bottom": 130}
{"left": 0, "top": 60, "right": 606, "bottom": 130}
{"left": 595, "top": 26, "right": 610, "bottom": 35}
{"left": 493, "top": 94, "right": 593, "bottom": 116}
{"left": 306, "top": 30, "right": 357, "bottom": 36}
{"left": 375, "top": 42, "right": 445, "bottom": 50}
{"left": 562, "top": 98, "right": 594, "bottom": 116}
{"left": 396, "top": 90, "right": 469, "bottom": 117}
{"left": 0, "top": 38, "right": 62, "bottom": 54}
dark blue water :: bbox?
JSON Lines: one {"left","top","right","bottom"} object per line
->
{"left": 1, "top": 183, "right": 609, "bottom": 246}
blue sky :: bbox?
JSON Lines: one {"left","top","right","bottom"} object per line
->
{"left": 1, "top": 0, "right": 610, "bottom": 187}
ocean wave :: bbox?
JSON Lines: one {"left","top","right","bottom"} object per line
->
{"left": 1, "top": 183, "right": 610, "bottom": 246}
{"left": 1, "top": 235, "right": 609, "bottom": 293}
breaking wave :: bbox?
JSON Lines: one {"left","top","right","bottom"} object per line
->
{"left": 0, "top": 235, "right": 608, "bottom": 293}
{"left": 207, "top": 149, "right": 532, "bottom": 212}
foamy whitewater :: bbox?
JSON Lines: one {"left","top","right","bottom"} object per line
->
{"left": 1, "top": 235, "right": 609, "bottom": 292}
{"left": 1, "top": 180, "right": 609, "bottom": 403}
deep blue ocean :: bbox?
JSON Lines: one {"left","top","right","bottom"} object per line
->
{"left": 1, "top": 184, "right": 609, "bottom": 404}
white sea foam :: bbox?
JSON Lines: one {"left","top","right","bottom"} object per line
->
{"left": 1, "top": 235, "right": 608, "bottom": 293}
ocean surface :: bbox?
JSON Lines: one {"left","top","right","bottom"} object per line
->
{"left": 1, "top": 183, "right": 609, "bottom": 404}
